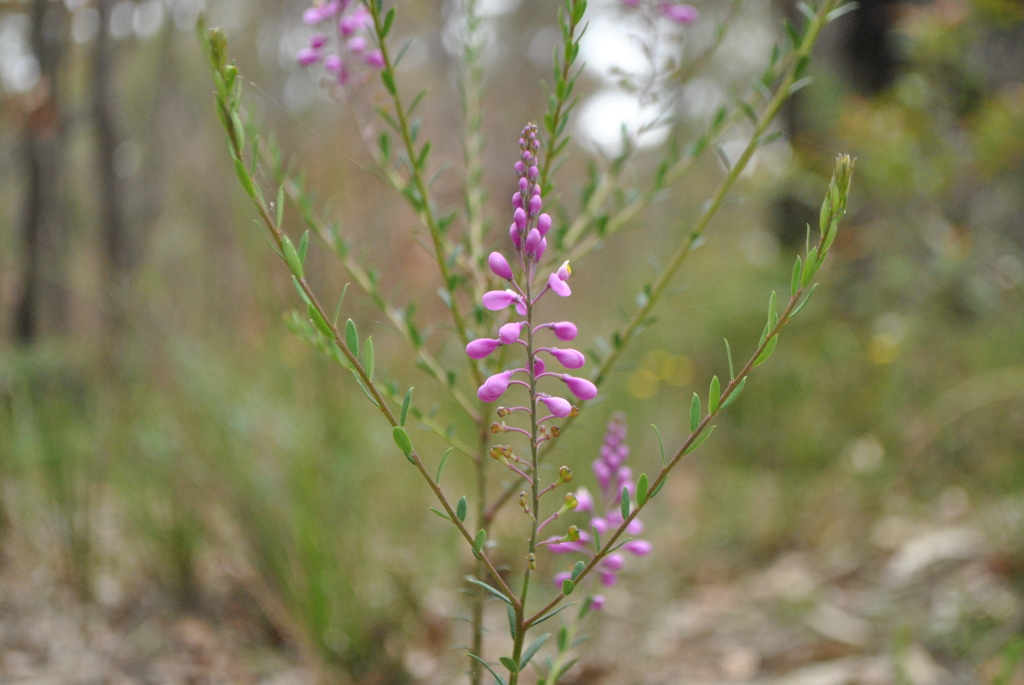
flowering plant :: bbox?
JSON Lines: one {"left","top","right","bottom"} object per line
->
{"left": 199, "top": 0, "right": 854, "bottom": 679}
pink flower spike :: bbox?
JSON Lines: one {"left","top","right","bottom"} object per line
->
{"left": 297, "top": 47, "right": 322, "bottom": 65}
{"left": 477, "top": 370, "right": 512, "bottom": 402}
{"left": 482, "top": 289, "right": 518, "bottom": 311}
{"left": 538, "top": 213, "right": 552, "bottom": 236}
{"left": 347, "top": 36, "right": 367, "bottom": 52}
{"left": 514, "top": 207, "right": 527, "bottom": 231}
{"left": 509, "top": 223, "right": 521, "bottom": 248}
{"left": 563, "top": 375, "right": 598, "bottom": 400}
{"left": 554, "top": 571, "right": 572, "bottom": 586}
{"left": 551, "top": 321, "right": 577, "bottom": 341}
{"left": 512, "top": 192, "right": 523, "bottom": 209}
{"left": 549, "top": 347, "right": 585, "bottom": 369}
{"left": 498, "top": 322, "right": 523, "bottom": 345}
{"left": 662, "top": 1, "right": 699, "bottom": 23}
{"left": 525, "top": 228, "right": 541, "bottom": 256}
{"left": 533, "top": 357, "right": 546, "bottom": 375}
{"left": 536, "top": 238, "right": 547, "bottom": 261}
{"left": 363, "top": 50, "right": 385, "bottom": 69}
{"left": 466, "top": 338, "right": 500, "bottom": 360}
{"left": 323, "top": 54, "right": 343, "bottom": 73}
{"left": 623, "top": 540, "right": 653, "bottom": 556}
{"left": 589, "top": 595, "right": 606, "bottom": 611}
{"left": 489, "top": 252, "right": 514, "bottom": 281}
{"left": 603, "top": 553, "right": 625, "bottom": 572}
{"left": 600, "top": 570, "right": 618, "bottom": 586}
{"left": 548, "top": 272, "right": 571, "bottom": 297}
{"left": 310, "top": 33, "right": 328, "bottom": 48}
{"left": 540, "top": 395, "right": 572, "bottom": 418}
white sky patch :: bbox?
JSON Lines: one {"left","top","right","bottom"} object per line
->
{"left": 576, "top": 89, "right": 669, "bottom": 155}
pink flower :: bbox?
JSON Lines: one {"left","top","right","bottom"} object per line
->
{"left": 512, "top": 192, "right": 523, "bottom": 209}
{"left": 575, "top": 488, "right": 595, "bottom": 512}
{"left": 498, "top": 322, "right": 523, "bottom": 345}
{"left": 602, "top": 553, "right": 625, "bottom": 572}
{"left": 589, "top": 595, "right": 606, "bottom": 611}
{"left": 548, "top": 272, "right": 571, "bottom": 297}
{"left": 548, "top": 347, "right": 585, "bottom": 369}
{"left": 347, "top": 36, "right": 367, "bottom": 53}
{"left": 363, "top": 50, "right": 385, "bottom": 69}
{"left": 525, "top": 228, "right": 542, "bottom": 257}
{"left": 551, "top": 321, "right": 577, "bottom": 341}
{"left": 538, "top": 213, "right": 552, "bottom": 236}
{"left": 540, "top": 395, "right": 573, "bottom": 418}
{"left": 310, "top": 33, "right": 328, "bottom": 48}
{"left": 489, "top": 252, "right": 514, "bottom": 281}
{"left": 623, "top": 540, "right": 652, "bottom": 556}
{"left": 661, "top": 1, "right": 699, "bottom": 24}
{"left": 554, "top": 571, "right": 573, "bottom": 587}
{"left": 482, "top": 290, "right": 520, "bottom": 311}
{"left": 600, "top": 570, "right": 618, "bottom": 586}
{"left": 477, "top": 370, "right": 512, "bottom": 402}
{"left": 514, "top": 207, "right": 527, "bottom": 231}
{"left": 533, "top": 357, "right": 545, "bottom": 375}
{"left": 509, "top": 223, "right": 521, "bottom": 248}
{"left": 324, "top": 54, "right": 343, "bottom": 73}
{"left": 466, "top": 338, "right": 500, "bottom": 360}
{"left": 297, "top": 47, "right": 322, "bottom": 65}
{"left": 563, "top": 375, "right": 597, "bottom": 400}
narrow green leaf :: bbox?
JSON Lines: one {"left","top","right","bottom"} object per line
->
{"left": 345, "top": 318, "right": 358, "bottom": 355}
{"left": 400, "top": 387, "right": 413, "bottom": 426}
{"left": 392, "top": 426, "right": 413, "bottom": 454}
{"left": 753, "top": 335, "right": 779, "bottom": 367}
{"left": 436, "top": 447, "right": 452, "bottom": 483}
{"left": 690, "top": 393, "right": 701, "bottom": 432}
{"left": 456, "top": 496, "right": 467, "bottom": 522}
{"left": 791, "top": 255, "right": 803, "bottom": 298}
{"left": 561, "top": 578, "right": 574, "bottom": 595}
{"left": 553, "top": 657, "right": 580, "bottom": 682}
{"left": 507, "top": 605, "right": 517, "bottom": 640}
{"left": 363, "top": 336, "right": 375, "bottom": 377}
{"left": 307, "top": 304, "right": 332, "bottom": 337}
{"left": 519, "top": 633, "right": 551, "bottom": 670}
{"left": 802, "top": 246, "right": 819, "bottom": 286}
{"left": 721, "top": 377, "right": 746, "bottom": 409}
{"left": 620, "top": 487, "right": 630, "bottom": 521}
{"left": 500, "top": 656, "right": 519, "bottom": 673}
{"left": 636, "top": 473, "right": 649, "bottom": 506}
{"left": 649, "top": 478, "right": 666, "bottom": 499}
{"left": 333, "top": 282, "right": 349, "bottom": 326}
{"left": 591, "top": 524, "right": 601, "bottom": 553}
{"left": 281, "top": 234, "right": 303, "bottom": 278}
{"left": 725, "top": 338, "right": 735, "bottom": 379}
{"left": 683, "top": 426, "right": 715, "bottom": 455}
{"left": 791, "top": 283, "right": 817, "bottom": 317}
{"left": 767, "top": 290, "right": 777, "bottom": 323}
{"left": 297, "top": 229, "right": 309, "bottom": 265}
{"left": 429, "top": 507, "right": 451, "bottom": 521}
{"left": 652, "top": 424, "right": 667, "bottom": 467}
{"left": 381, "top": 69, "right": 396, "bottom": 95}
{"left": 474, "top": 529, "right": 486, "bottom": 553}
{"left": 531, "top": 603, "right": 575, "bottom": 626}
{"left": 709, "top": 375, "right": 721, "bottom": 415}
{"left": 466, "top": 577, "right": 510, "bottom": 605}
{"left": 466, "top": 654, "right": 508, "bottom": 685}
{"left": 275, "top": 185, "right": 285, "bottom": 229}
{"left": 381, "top": 7, "right": 395, "bottom": 37}
{"left": 571, "top": 560, "right": 585, "bottom": 581}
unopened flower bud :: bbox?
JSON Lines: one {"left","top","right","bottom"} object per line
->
{"left": 557, "top": 492, "right": 578, "bottom": 516}
{"left": 551, "top": 425, "right": 561, "bottom": 437}
{"left": 559, "top": 466, "right": 573, "bottom": 483}
{"left": 563, "top": 525, "right": 580, "bottom": 542}
{"left": 497, "top": 407, "right": 509, "bottom": 417}
{"left": 490, "top": 422, "right": 501, "bottom": 434}
{"left": 569, "top": 406, "right": 580, "bottom": 417}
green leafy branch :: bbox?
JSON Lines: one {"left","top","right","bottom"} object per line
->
{"left": 200, "top": 22, "right": 516, "bottom": 605}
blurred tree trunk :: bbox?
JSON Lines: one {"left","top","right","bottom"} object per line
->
{"left": 15, "top": 0, "right": 67, "bottom": 343}
{"left": 92, "top": 0, "right": 129, "bottom": 336}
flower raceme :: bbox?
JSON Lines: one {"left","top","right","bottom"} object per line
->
{"left": 466, "top": 124, "right": 593, "bottom": 409}
{"left": 296, "top": 0, "right": 384, "bottom": 84}
{"left": 547, "top": 414, "right": 652, "bottom": 592}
